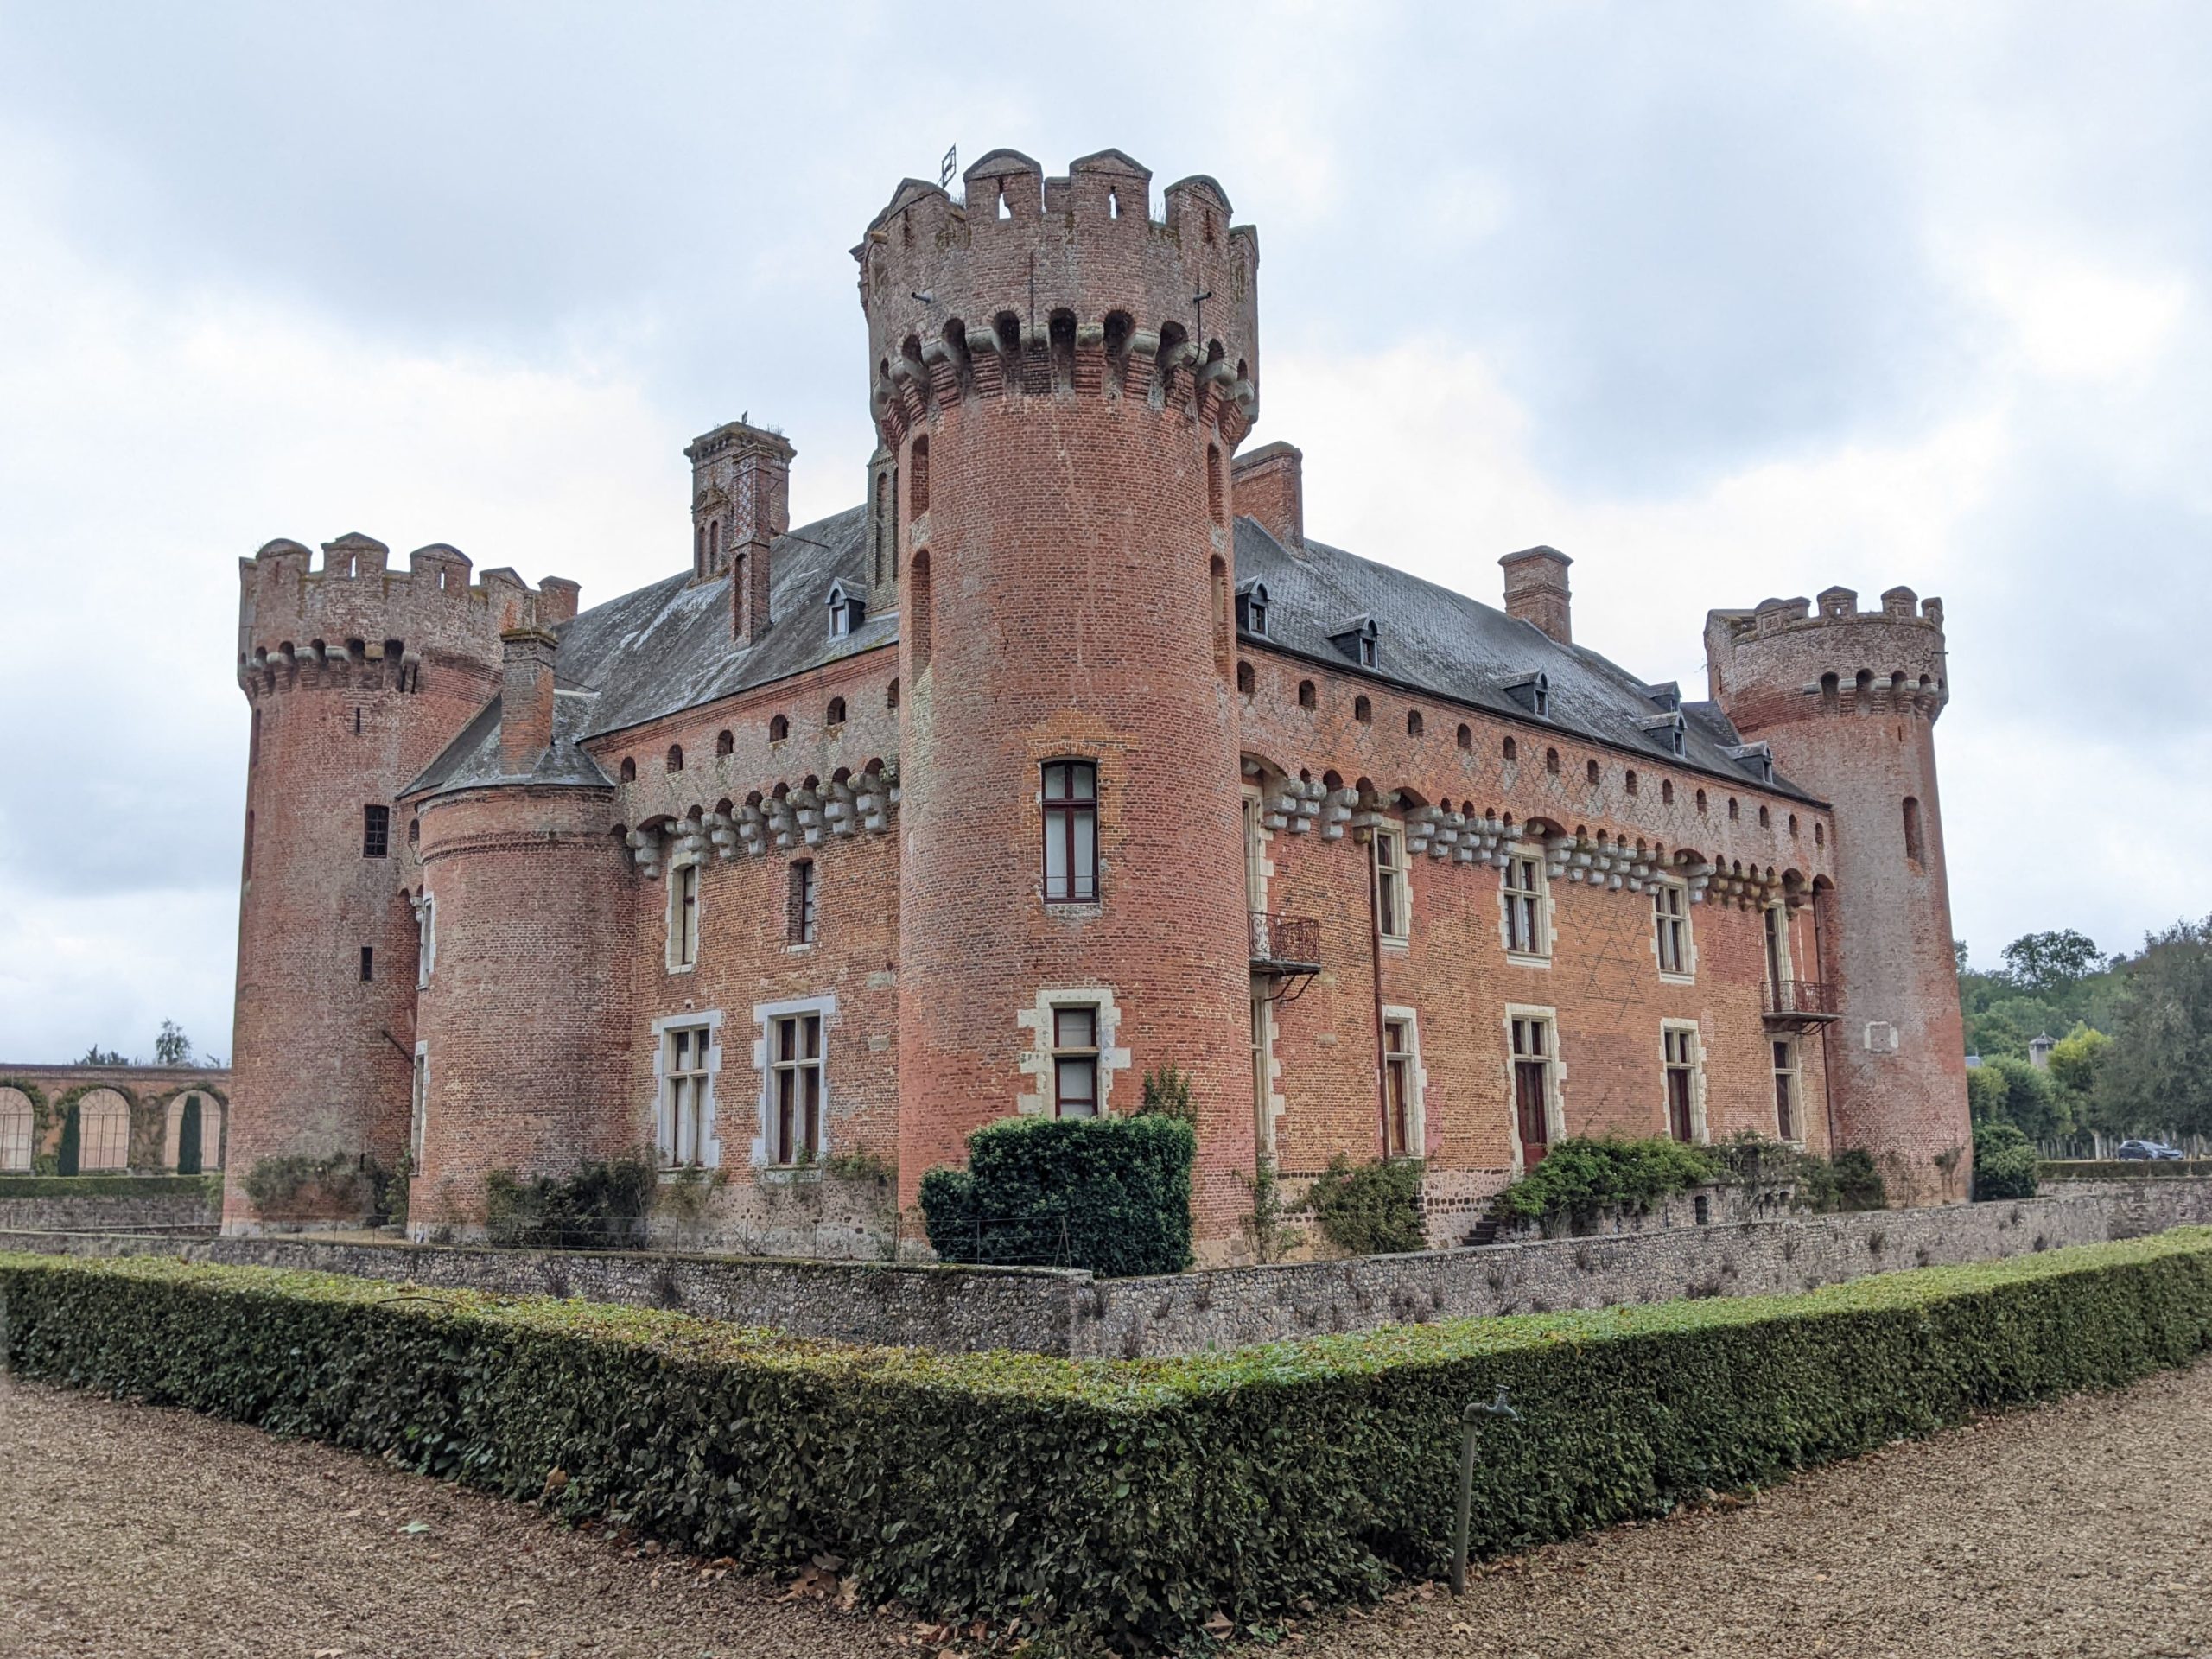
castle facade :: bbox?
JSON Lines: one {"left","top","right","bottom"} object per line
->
{"left": 224, "top": 149, "right": 1970, "bottom": 1255}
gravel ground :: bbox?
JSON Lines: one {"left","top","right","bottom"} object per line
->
{"left": 3, "top": 1362, "right": 2209, "bottom": 1659}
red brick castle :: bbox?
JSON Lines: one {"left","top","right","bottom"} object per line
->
{"left": 225, "top": 148, "right": 1971, "bottom": 1255}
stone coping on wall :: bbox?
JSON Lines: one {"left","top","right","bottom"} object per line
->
{"left": 10, "top": 1177, "right": 2211, "bottom": 1359}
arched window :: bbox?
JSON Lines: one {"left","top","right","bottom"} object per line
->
{"left": 0, "top": 1086, "right": 33, "bottom": 1173}
{"left": 1695, "top": 788, "right": 1708, "bottom": 815}
{"left": 1456, "top": 723, "right": 1471, "bottom": 751}
{"left": 887, "top": 677, "right": 901, "bottom": 711}
{"left": 1815, "top": 820, "right": 1825, "bottom": 848}
{"left": 1586, "top": 759, "right": 1600, "bottom": 785}
{"left": 1728, "top": 797, "right": 1740, "bottom": 822}
{"left": 666, "top": 745, "right": 683, "bottom": 773}
{"left": 1503, "top": 736, "right": 1518, "bottom": 764}
{"left": 1354, "top": 695, "right": 1372, "bottom": 724}
{"left": 166, "top": 1092, "right": 223, "bottom": 1173}
{"left": 1297, "top": 679, "right": 1317, "bottom": 710}
{"left": 1662, "top": 779, "right": 1675, "bottom": 806}
{"left": 1758, "top": 804, "right": 1770, "bottom": 828}
{"left": 1545, "top": 747, "right": 1560, "bottom": 776}
{"left": 1407, "top": 709, "right": 1424, "bottom": 737}
{"left": 1236, "top": 660, "right": 1255, "bottom": 696}
{"left": 77, "top": 1089, "right": 130, "bottom": 1173}
{"left": 826, "top": 696, "right": 847, "bottom": 727}
{"left": 620, "top": 757, "right": 637, "bottom": 784}
{"left": 1903, "top": 796, "right": 1925, "bottom": 865}
{"left": 769, "top": 714, "right": 790, "bottom": 742}
{"left": 1625, "top": 769, "right": 1639, "bottom": 796}
{"left": 910, "top": 435, "right": 930, "bottom": 515}
{"left": 715, "top": 730, "right": 734, "bottom": 758}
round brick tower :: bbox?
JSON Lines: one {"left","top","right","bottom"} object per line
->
{"left": 857, "top": 148, "right": 1261, "bottom": 1239}
{"left": 227, "top": 536, "right": 571, "bottom": 1229}
{"left": 1706, "top": 586, "right": 1972, "bottom": 1205}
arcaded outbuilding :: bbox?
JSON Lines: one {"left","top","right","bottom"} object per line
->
{"left": 224, "top": 148, "right": 1970, "bottom": 1256}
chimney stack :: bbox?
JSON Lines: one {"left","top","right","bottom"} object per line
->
{"left": 499, "top": 626, "right": 558, "bottom": 777}
{"left": 1231, "top": 441, "right": 1303, "bottom": 550}
{"left": 1500, "top": 545, "right": 1573, "bottom": 645}
{"left": 686, "top": 419, "right": 796, "bottom": 644}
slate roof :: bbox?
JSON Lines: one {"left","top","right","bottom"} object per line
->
{"left": 407, "top": 501, "right": 1815, "bottom": 804}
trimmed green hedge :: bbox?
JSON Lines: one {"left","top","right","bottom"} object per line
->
{"left": 5, "top": 1233, "right": 2211, "bottom": 1652}
{"left": 921, "top": 1114, "right": 1194, "bottom": 1276}
{"left": 0, "top": 1174, "right": 216, "bottom": 1202}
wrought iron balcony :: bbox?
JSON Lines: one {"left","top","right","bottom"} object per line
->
{"left": 1763, "top": 978, "right": 1839, "bottom": 1027}
{"left": 1249, "top": 911, "right": 1322, "bottom": 976}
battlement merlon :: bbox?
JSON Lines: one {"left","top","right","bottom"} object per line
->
{"left": 1704, "top": 584, "right": 1950, "bottom": 730}
{"left": 236, "top": 533, "right": 579, "bottom": 696}
{"left": 854, "top": 148, "right": 1260, "bottom": 444}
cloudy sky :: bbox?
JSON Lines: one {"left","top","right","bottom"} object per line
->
{"left": 1, "top": 1, "right": 2206, "bottom": 1062}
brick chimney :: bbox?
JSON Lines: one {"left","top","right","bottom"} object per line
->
{"left": 499, "top": 626, "right": 558, "bottom": 777}
{"left": 685, "top": 419, "right": 795, "bottom": 644}
{"left": 1500, "top": 546, "right": 1573, "bottom": 645}
{"left": 1232, "top": 441, "right": 1303, "bottom": 550}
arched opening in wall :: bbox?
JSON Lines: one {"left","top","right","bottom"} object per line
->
{"left": 873, "top": 471, "right": 888, "bottom": 587}
{"left": 1695, "top": 788, "right": 1707, "bottom": 815}
{"left": 1108, "top": 183, "right": 1121, "bottom": 219}
{"left": 1211, "top": 555, "right": 1231, "bottom": 677}
{"left": 1586, "top": 759, "right": 1600, "bottom": 786}
{"left": 1157, "top": 321, "right": 1188, "bottom": 392}
{"left": 1903, "top": 796, "right": 1925, "bottom": 866}
{"left": 1103, "top": 310, "right": 1134, "bottom": 390}
{"left": 909, "top": 435, "right": 930, "bottom": 516}
{"left": 716, "top": 730, "right": 734, "bottom": 758}
{"left": 1758, "top": 804, "right": 1770, "bottom": 827}
{"left": 1854, "top": 668, "right": 1873, "bottom": 710}
{"left": 168, "top": 1092, "right": 222, "bottom": 1173}
{"left": 887, "top": 677, "right": 901, "bottom": 711}
{"left": 909, "top": 550, "right": 932, "bottom": 672}
{"left": 1789, "top": 812, "right": 1799, "bottom": 836}
{"left": 1354, "top": 695, "right": 1372, "bottom": 725}
{"left": 1407, "top": 709, "right": 1424, "bottom": 737}
{"left": 1727, "top": 797, "right": 1739, "bottom": 822}
{"left": 1821, "top": 671, "right": 1840, "bottom": 712}
{"left": 1456, "top": 723, "right": 1471, "bottom": 750}
{"left": 993, "top": 312, "right": 1020, "bottom": 358}
{"left": 1049, "top": 308, "right": 1077, "bottom": 389}
{"left": 1207, "top": 444, "right": 1224, "bottom": 524}
{"left": 995, "top": 179, "right": 1013, "bottom": 219}
{"left": 667, "top": 745, "right": 683, "bottom": 773}
{"left": 1662, "top": 779, "right": 1674, "bottom": 805}
{"left": 1236, "top": 660, "right": 1255, "bottom": 696}
{"left": 1545, "top": 747, "right": 1560, "bottom": 776}
{"left": 1891, "top": 671, "right": 1908, "bottom": 704}
{"left": 620, "top": 757, "right": 637, "bottom": 783}
{"left": 408, "top": 817, "right": 419, "bottom": 846}
{"left": 1625, "top": 769, "right": 1639, "bottom": 796}
{"left": 1815, "top": 820, "right": 1825, "bottom": 848}
{"left": 0, "top": 1086, "right": 32, "bottom": 1173}
{"left": 77, "top": 1089, "right": 130, "bottom": 1173}
{"left": 1297, "top": 679, "right": 1317, "bottom": 710}
{"left": 1503, "top": 736, "right": 1518, "bottom": 764}
{"left": 709, "top": 520, "right": 721, "bottom": 574}
{"left": 826, "top": 696, "right": 847, "bottom": 728}
{"left": 768, "top": 714, "right": 790, "bottom": 742}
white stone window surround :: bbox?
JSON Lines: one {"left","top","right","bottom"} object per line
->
{"left": 413, "top": 893, "right": 436, "bottom": 988}
{"left": 1659, "top": 1017, "right": 1710, "bottom": 1144}
{"left": 1371, "top": 820, "right": 1411, "bottom": 947}
{"left": 1503, "top": 1002, "right": 1566, "bottom": 1175}
{"left": 1499, "top": 845, "right": 1556, "bottom": 967}
{"left": 1651, "top": 877, "right": 1696, "bottom": 984}
{"left": 1015, "top": 987, "right": 1132, "bottom": 1117}
{"left": 1241, "top": 784, "right": 1274, "bottom": 913}
{"left": 1380, "top": 1003, "right": 1429, "bottom": 1158}
{"left": 652, "top": 1007, "right": 725, "bottom": 1170}
{"left": 750, "top": 993, "right": 836, "bottom": 1167}
{"left": 1251, "top": 988, "right": 1286, "bottom": 1158}
{"left": 665, "top": 854, "right": 702, "bottom": 975}
{"left": 1771, "top": 1034, "right": 1805, "bottom": 1146}
{"left": 410, "top": 1040, "right": 429, "bottom": 1166}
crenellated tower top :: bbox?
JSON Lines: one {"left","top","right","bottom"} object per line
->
{"left": 1705, "top": 584, "right": 1949, "bottom": 736}
{"left": 854, "top": 148, "right": 1260, "bottom": 451}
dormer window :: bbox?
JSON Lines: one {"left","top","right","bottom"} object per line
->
{"left": 1329, "top": 615, "right": 1379, "bottom": 670}
{"left": 1504, "top": 672, "right": 1550, "bottom": 719}
{"left": 826, "top": 581, "right": 865, "bottom": 639}
{"left": 1235, "top": 578, "right": 1270, "bottom": 639}
{"left": 1641, "top": 711, "right": 1688, "bottom": 759}
{"left": 1726, "top": 741, "right": 1776, "bottom": 785}
{"left": 1642, "top": 681, "right": 1682, "bottom": 713}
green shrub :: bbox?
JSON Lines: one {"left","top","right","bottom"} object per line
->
{"left": 7, "top": 1232, "right": 2212, "bottom": 1653}
{"left": 245, "top": 1154, "right": 397, "bottom": 1222}
{"left": 0, "top": 1174, "right": 215, "bottom": 1202}
{"left": 1136, "top": 1065, "right": 1197, "bottom": 1124}
{"left": 920, "top": 1114, "right": 1193, "bottom": 1276}
{"left": 1496, "top": 1136, "right": 1719, "bottom": 1224}
{"left": 483, "top": 1155, "right": 656, "bottom": 1251}
{"left": 1799, "top": 1147, "right": 1889, "bottom": 1213}
{"left": 1973, "top": 1121, "right": 2041, "bottom": 1202}
{"left": 1306, "top": 1156, "right": 1427, "bottom": 1255}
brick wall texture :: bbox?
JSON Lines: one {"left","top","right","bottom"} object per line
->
{"left": 219, "top": 148, "right": 1972, "bottom": 1258}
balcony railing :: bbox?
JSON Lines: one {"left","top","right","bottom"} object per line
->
{"left": 1249, "top": 911, "right": 1322, "bottom": 974}
{"left": 1763, "top": 979, "right": 1838, "bottom": 1024}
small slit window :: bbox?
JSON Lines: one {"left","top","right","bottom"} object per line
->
{"left": 1297, "top": 679, "right": 1317, "bottom": 710}
{"left": 667, "top": 745, "right": 683, "bottom": 773}
{"left": 769, "top": 714, "right": 790, "bottom": 742}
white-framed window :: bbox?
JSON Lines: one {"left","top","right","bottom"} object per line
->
{"left": 1052, "top": 1005, "right": 1102, "bottom": 1118}
{"left": 415, "top": 894, "right": 436, "bottom": 988}
{"left": 1653, "top": 880, "right": 1692, "bottom": 980}
{"left": 1503, "top": 852, "right": 1549, "bottom": 961}
{"left": 768, "top": 1011, "right": 825, "bottom": 1162}
{"left": 0, "top": 1086, "right": 33, "bottom": 1172}
{"left": 77, "top": 1088, "right": 130, "bottom": 1172}
{"left": 1372, "top": 822, "right": 1410, "bottom": 944}
{"left": 786, "top": 858, "right": 817, "bottom": 946}
{"left": 1507, "top": 1007, "right": 1561, "bottom": 1167}
{"left": 410, "top": 1043, "right": 429, "bottom": 1166}
{"left": 1241, "top": 788, "right": 1269, "bottom": 912}
{"left": 656, "top": 1017, "right": 720, "bottom": 1168}
{"left": 1772, "top": 1039, "right": 1801, "bottom": 1141}
{"left": 667, "top": 860, "right": 701, "bottom": 971}
{"left": 1381, "top": 1007, "right": 1425, "bottom": 1159}
{"left": 1662, "top": 1022, "right": 1705, "bottom": 1144}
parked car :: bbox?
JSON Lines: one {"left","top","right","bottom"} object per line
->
{"left": 2116, "top": 1139, "right": 2187, "bottom": 1160}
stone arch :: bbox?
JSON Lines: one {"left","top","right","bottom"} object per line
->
{"left": 0, "top": 1085, "right": 33, "bottom": 1172}
{"left": 75, "top": 1087, "right": 131, "bottom": 1172}
{"left": 164, "top": 1090, "right": 226, "bottom": 1172}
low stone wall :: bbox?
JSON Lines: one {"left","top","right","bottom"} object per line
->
{"left": 0, "top": 1187, "right": 217, "bottom": 1234}
{"left": 10, "top": 1178, "right": 2209, "bottom": 1358}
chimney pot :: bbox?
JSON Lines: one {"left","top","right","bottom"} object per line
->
{"left": 1500, "top": 545, "right": 1573, "bottom": 645}
{"left": 499, "top": 626, "right": 558, "bottom": 777}
{"left": 1231, "top": 442, "right": 1303, "bottom": 551}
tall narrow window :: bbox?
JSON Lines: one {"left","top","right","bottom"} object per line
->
{"left": 242, "top": 810, "right": 255, "bottom": 880}
{"left": 359, "top": 945, "right": 374, "bottom": 982}
{"left": 909, "top": 435, "right": 930, "bottom": 515}
{"left": 1764, "top": 903, "right": 1787, "bottom": 994}
{"left": 1654, "top": 883, "right": 1691, "bottom": 977}
{"left": 250, "top": 707, "right": 262, "bottom": 766}
{"left": 909, "top": 550, "right": 931, "bottom": 671}
{"left": 1510, "top": 1015, "right": 1554, "bottom": 1166}
{"left": 1903, "top": 796, "right": 1925, "bottom": 866}
{"left": 1052, "top": 1006, "right": 1100, "bottom": 1118}
{"left": 1503, "top": 855, "right": 1548, "bottom": 959}
{"left": 78, "top": 1090, "right": 130, "bottom": 1173}
{"left": 770, "top": 1013, "right": 824, "bottom": 1163}
{"left": 787, "top": 859, "right": 817, "bottom": 944}
{"left": 669, "top": 862, "right": 700, "bottom": 969}
{"left": 1042, "top": 760, "right": 1099, "bottom": 903}
{"left": 1207, "top": 444, "right": 1224, "bottom": 523}
{"left": 362, "top": 804, "right": 390, "bottom": 858}
{"left": 410, "top": 1046, "right": 429, "bottom": 1165}
{"left": 0, "top": 1088, "right": 34, "bottom": 1173}
{"left": 1772, "top": 1039, "right": 1799, "bottom": 1141}
{"left": 1371, "top": 823, "right": 1409, "bottom": 944}
{"left": 1382, "top": 1017, "right": 1414, "bottom": 1157}
{"left": 1663, "top": 1026, "right": 1700, "bottom": 1143}
{"left": 661, "top": 1025, "right": 712, "bottom": 1167}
